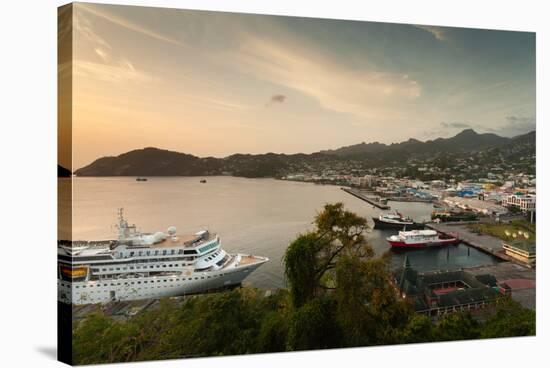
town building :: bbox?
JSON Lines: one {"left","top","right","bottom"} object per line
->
{"left": 503, "top": 194, "right": 536, "bottom": 212}
{"left": 443, "top": 196, "right": 508, "bottom": 216}
{"left": 393, "top": 258, "right": 504, "bottom": 317}
{"left": 502, "top": 240, "right": 536, "bottom": 267}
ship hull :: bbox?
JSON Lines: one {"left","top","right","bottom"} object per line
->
{"left": 387, "top": 237, "right": 460, "bottom": 248}
{"left": 372, "top": 217, "right": 424, "bottom": 230}
{"left": 59, "top": 255, "right": 268, "bottom": 305}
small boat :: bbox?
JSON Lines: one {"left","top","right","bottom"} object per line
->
{"left": 372, "top": 211, "right": 423, "bottom": 230}
{"left": 431, "top": 210, "right": 478, "bottom": 222}
{"left": 387, "top": 229, "right": 459, "bottom": 249}
{"left": 136, "top": 177, "right": 148, "bottom": 182}
{"left": 200, "top": 179, "right": 207, "bottom": 183}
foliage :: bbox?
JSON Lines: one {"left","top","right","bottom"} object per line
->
{"left": 287, "top": 297, "right": 342, "bottom": 350}
{"left": 73, "top": 203, "right": 536, "bottom": 364}
{"left": 284, "top": 202, "right": 371, "bottom": 307}
{"left": 435, "top": 312, "right": 480, "bottom": 341}
{"left": 480, "top": 298, "right": 536, "bottom": 338}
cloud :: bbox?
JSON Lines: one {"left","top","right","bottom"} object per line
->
{"left": 493, "top": 116, "right": 536, "bottom": 137}
{"left": 73, "top": 6, "right": 156, "bottom": 84}
{"left": 226, "top": 35, "right": 421, "bottom": 120}
{"left": 77, "top": 3, "right": 184, "bottom": 46}
{"left": 73, "top": 60, "right": 156, "bottom": 84}
{"left": 94, "top": 48, "right": 111, "bottom": 63}
{"left": 266, "top": 94, "right": 286, "bottom": 107}
{"left": 414, "top": 25, "right": 446, "bottom": 41}
{"left": 440, "top": 121, "right": 471, "bottom": 129}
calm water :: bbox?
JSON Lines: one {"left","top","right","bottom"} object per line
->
{"left": 61, "top": 177, "right": 498, "bottom": 289}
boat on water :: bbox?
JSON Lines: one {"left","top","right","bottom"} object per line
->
{"left": 372, "top": 211, "right": 424, "bottom": 230}
{"left": 58, "top": 209, "right": 269, "bottom": 305}
{"left": 136, "top": 177, "right": 148, "bottom": 182}
{"left": 200, "top": 179, "right": 207, "bottom": 183}
{"left": 431, "top": 210, "right": 478, "bottom": 222}
{"left": 387, "top": 229, "right": 459, "bottom": 249}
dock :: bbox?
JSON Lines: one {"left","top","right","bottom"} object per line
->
{"left": 341, "top": 187, "right": 390, "bottom": 209}
{"left": 426, "top": 222, "right": 515, "bottom": 263}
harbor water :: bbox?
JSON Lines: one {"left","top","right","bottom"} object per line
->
{"left": 62, "top": 177, "right": 499, "bottom": 289}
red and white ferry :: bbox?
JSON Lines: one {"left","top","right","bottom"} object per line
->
{"left": 387, "top": 229, "right": 459, "bottom": 248}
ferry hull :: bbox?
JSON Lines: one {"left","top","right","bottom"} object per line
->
{"left": 372, "top": 217, "right": 424, "bottom": 230}
{"left": 388, "top": 238, "right": 460, "bottom": 248}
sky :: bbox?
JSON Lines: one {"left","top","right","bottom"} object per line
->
{"left": 66, "top": 2, "right": 536, "bottom": 169}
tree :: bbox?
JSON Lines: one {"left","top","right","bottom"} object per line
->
{"left": 284, "top": 203, "right": 371, "bottom": 307}
{"left": 435, "top": 312, "right": 480, "bottom": 341}
{"left": 480, "top": 298, "right": 535, "bottom": 338}
{"left": 398, "top": 314, "right": 435, "bottom": 343}
{"left": 287, "top": 297, "right": 342, "bottom": 350}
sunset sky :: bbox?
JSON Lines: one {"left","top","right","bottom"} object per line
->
{"left": 68, "top": 2, "right": 535, "bottom": 169}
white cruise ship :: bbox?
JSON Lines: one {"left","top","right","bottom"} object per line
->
{"left": 58, "top": 209, "right": 269, "bottom": 305}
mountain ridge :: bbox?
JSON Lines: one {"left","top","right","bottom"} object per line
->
{"left": 74, "top": 129, "right": 535, "bottom": 177}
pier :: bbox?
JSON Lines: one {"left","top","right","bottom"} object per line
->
{"left": 424, "top": 222, "right": 536, "bottom": 309}
{"left": 341, "top": 187, "right": 390, "bottom": 209}
{"left": 426, "top": 222, "right": 515, "bottom": 263}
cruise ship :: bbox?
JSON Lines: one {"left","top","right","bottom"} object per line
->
{"left": 58, "top": 209, "right": 269, "bottom": 305}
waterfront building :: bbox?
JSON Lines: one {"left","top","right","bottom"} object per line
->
{"left": 359, "top": 175, "right": 377, "bottom": 188}
{"left": 393, "top": 258, "right": 503, "bottom": 317}
{"left": 443, "top": 196, "right": 508, "bottom": 216}
{"left": 503, "top": 193, "right": 536, "bottom": 212}
{"left": 502, "top": 240, "right": 536, "bottom": 267}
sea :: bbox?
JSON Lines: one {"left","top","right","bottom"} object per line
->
{"left": 60, "top": 176, "right": 499, "bottom": 289}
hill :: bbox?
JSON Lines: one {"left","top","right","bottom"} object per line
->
{"left": 74, "top": 129, "right": 534, "bottom": 178}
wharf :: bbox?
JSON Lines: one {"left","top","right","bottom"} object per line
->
{"left": 426, "top": 222, "right": 515, "bottom": 263}
{"left": 426, "top": 222, "right": 536, "bottom": 309}
{"left": 386, "top": 197, "right": 433, "bottom": 203}
{"left": 341, "top": 188, "right": 390, "bottom": 209}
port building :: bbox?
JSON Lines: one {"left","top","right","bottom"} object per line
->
{"left": 393, "top": 258, "right": 504, "bottom": 317}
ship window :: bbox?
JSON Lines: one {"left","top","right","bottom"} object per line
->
{"left": 116, "top": 268, "right": 120, "bottom": 270}
{"left": 147, "top": 251, "right": 151, "bottom": 256}
{"left": 195, "top": 277, "right": 198, "bottom": 280}
{"left": 138, "top": 251, "right": 142, "bottom": 256}
{"left": 154, "top": 251, "right": 159, "bottom": 255}
{"left": 169, "top": 264, "right": 173, "bottom": 267}
{"left": 130, "top": 252, "right": 134, "bottom": 257}
{"left": 162, "top": 265, "right": 166, "bottom": 268}
{"left": 178, "top": 249, "right": 183, "bottom": 254}
{"left": 162, "top": 250, "right": 167, "bottom": 255}
{"left": 76, "top": 286, "right": 79, "bottom": 288}
{"left": 171, "top": 250, "right": 175, "bottom": 255}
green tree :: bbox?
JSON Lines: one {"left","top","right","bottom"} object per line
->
{"left": 284, "top": 203, "right": 370, "bottom": 307}
{"left": 435, "top": 312, "right": 480, "bottom": 341}
{"left": 287, "top": 296, "right": 342, "bottom": 350}
{"left": 398, "top": 314, "right": 435, "bottom": 343}
{"left": 480, "top": 298, "right": 535, "bottom": 338}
